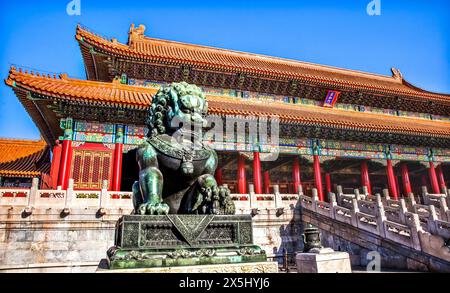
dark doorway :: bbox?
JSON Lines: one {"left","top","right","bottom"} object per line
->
{"left": 121, "top": 148, "right": 139, "bottom": 191}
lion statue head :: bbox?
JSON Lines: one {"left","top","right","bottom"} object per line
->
{"left": 146, "top": 82, "right": 208, "bottom": 138}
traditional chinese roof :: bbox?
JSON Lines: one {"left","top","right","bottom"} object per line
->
{"left": 5, "top": 67, "right": 450, "bottom": 147}
{"left": 6, "top": 67, "right": 153, "bottom": 109}
{"left": 0, "top": 138, "right": 50, "bottom": 178}
{"left": 76, "top": 24, "right": 450, "bottom": 105}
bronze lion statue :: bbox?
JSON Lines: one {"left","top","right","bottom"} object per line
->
{"left": 132, "top": 82, "right": 235, "bottom": 215}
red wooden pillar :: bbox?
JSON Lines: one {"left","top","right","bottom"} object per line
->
{"left": 325, "top": 173, "right": 332, "bottom": 197}
{"left": 112, "top": 143, "right": 123, "bottom": 191}
{"left": 293, "top": 156, "right": 302, "bottom": 193}
{"left": 436, "top": 165, "right": 447, "bottom": 193}
{"left": 386, "top": 159, "right": 398, "bottom": 200}
{"left": 313, "top": 155, "right": 324, "bottom": 201}
{"left": 57, "top": 139, "right": 72, "bottom": 190}
{"left": 428, "top": 161, "right": 440, "bottom": 194}
{"left": 237, "top": 154, "right": 247, "bottom": 194}
{"left": 360, "top": 161, "right": 372, "bottom": 195}
{"left": 49, "top": 141, "right": 62, "bottom": 189}
{"left": 263, "top": 171, "right": 271, "bottom": 194}
{"left": 395, "top": 175, "right": 400, "bottom": 196}
{"left": 401, "top": 163, "right": 412, "bottom": 195}
{"left": 253, "top": 152, "right": 262, "bottom": 194}
{"left": 215, "top": 168, "right": 223, "bottom": 186}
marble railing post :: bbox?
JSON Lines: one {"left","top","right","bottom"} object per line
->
{"left": 297, "top": 185, "right": 304, "bottom": 196}
{"left": 362, "top": 186, "right": 369, "bottom": 198}
{"left": 351, "top": 198, "right": 359, "bottom": 227}
{"left": 64, "top": 179, "right": 74, "bottom": 209}
{"left": 375, "top": 199, "right": 387, "bottom": 238}
{"left": 28, "top": 178, "right": 39, "bottom": 207}
{"left": 311, "top": 188, "right": 319, "bottom": 212}
{"left": 375, "top": 193, "right": 383, "bottom": 207}
{"left": 428, "top": 205, "right": 439, "bottom": 234}
{"left": 248, "top": 184, "right": 257, "bottom": 209}
{"left": 273, "top": 185, "right": 282, "bottom": 209}
{"left": 409, "top": 213, "right": 423, "bottom": 251}
{"left": 354, "top": 189, "right": 361, "bottom": 201}
{"left": 100, "top": 180, "right": 109, "bottom": 210}
{"left": 399, "top": 199, "right": 408, "bottom": 224}
{"left": 438, "top": 197, "right": 449, "bottom": 222}
{"left": 407, "top": 193, "right": 417, "bottom": 209}
{"left": 336, "top": 185, "right": 343, "bottom": 205}
{"left": 330, "top": 193, "right": 337, "bottom": 218}
{"left": 382, "top": 189, "right": 390, "bottom": 200}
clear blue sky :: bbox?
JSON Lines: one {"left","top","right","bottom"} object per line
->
{"left": 0, "top": 0, "right": 449, "bottom": 140}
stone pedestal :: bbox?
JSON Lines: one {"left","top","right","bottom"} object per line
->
{"left": 107, "top": 214, "right": 271, "bottom": 270}
{"left": 296, "top": 250, "right": 352, "bottom": 273}
{"left": 98, "top": 260, "right": 278, "bottom": 273}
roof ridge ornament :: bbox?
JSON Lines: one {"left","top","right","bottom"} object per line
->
{"left": 391, "top": 67, "right": 403, "bottom": 82}
{"left": 128, "top": 23, "right": 146, "bottom": 47}
{"left": 59, "top": 73, "right": 69, "bottom": 80}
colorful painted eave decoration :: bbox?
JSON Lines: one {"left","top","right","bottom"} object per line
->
{"left": 323, "top": 90, "right": 341, "bottom": 108}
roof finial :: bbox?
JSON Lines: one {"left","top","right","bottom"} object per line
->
{"left": 59, "top": 73, "right": 68, "bottom": 79}
{"left": 128, "top": 23, "right": 146, "bottom": 47}
{"left": 391, "top": 67, "right": 403, "bottom": 81}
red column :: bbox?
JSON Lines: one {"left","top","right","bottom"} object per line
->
{"left": 293, "top": 156, "right": 302, "bottom": 193}
{"left": 313, "top": 155, "right": 324, "bottom": 201}
{"left": 112, "top": 143, "right": 123, "bottom": 191}
{"left": 436, "top": 165, "right": 447, "bottom": 193}
{"left": 49, "top": 142, "right": 62, "bottom": 189}
{"left": 215, "top": 168, "right": 223, "bottom": 186}
{"left": 428, "top": 162, "right": 440, "bottom": 194}
{"left": 325, "top": 173, "right": 332, "bottom": 197}
{"left": 57, "top": 140, "right": 72, "bottom": 190}
{"left": 263, "top": 171, "right": 271, "bottom": 194}
{"left": 401, "top": 163, "right": 412, "bottom": 196}
{"left": 237, "top": 154, "right": 247, "bottom": 194}
{"left": 253, "top": 152, "right": 262, "bottom": 194}
{"left": 395, "top": 175, "right": 401, "bottom": 198}
{"left": 360, "top": 161, "right": 372, "bottom": 195}
{"left": 386, "top": 159, "right": 398, "bottom": 200}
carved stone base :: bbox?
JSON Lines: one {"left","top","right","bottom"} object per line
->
{"left": 98, "top": 261, "right": 279, "bottom": 273}
{"left": 108, "top": 214, "right": 270, "bottom": 270}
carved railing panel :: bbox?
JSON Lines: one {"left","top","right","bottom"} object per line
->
{"left": 0, "top": 189, "right": 30, "bottom": 206}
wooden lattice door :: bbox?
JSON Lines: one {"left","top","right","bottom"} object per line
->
{"left": 70, "top": 149, "right": 113, "bottom": 190}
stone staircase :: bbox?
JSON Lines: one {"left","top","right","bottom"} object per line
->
{"left": 299, "top": 185, "right": 450, "bottom": 272}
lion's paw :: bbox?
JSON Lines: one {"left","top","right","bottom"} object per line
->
{"left": 138, "top": 202, "right": 170, "bottom": 215}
